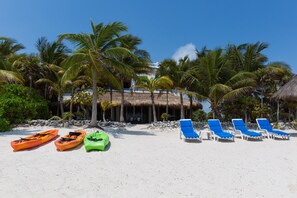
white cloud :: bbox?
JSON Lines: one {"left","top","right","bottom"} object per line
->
{"left": 172, "top": 43, "right": 197, "bottom": 62}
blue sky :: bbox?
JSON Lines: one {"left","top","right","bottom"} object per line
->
{"left": 1, "top": 0, "right": 297, "bottom": 72}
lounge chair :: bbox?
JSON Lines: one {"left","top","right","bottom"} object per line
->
{"left": 179, "top": 119, "right": 201, "bottom": 141}
{"left": 256, "top": 118, "right": 290, "bottom": 140}
{"left": 232, "top": 119, "right": 263, "bottom": 140}
{"left": 208, "top": 119, "right": 234, "bottom": 141}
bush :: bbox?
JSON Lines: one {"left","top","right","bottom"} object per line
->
{"left": 0, "top": 117, "right": 11, "bottom": 132}
{"left": 0, "top": 84, "right": 49, "bottom": 129}
{"left": 161, "top": 113, "right": 168, "bottom": 121}
{"left": 192, "top": 110, "right": 207, "bottom": 122}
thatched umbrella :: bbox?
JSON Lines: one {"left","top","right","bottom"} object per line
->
{"left": 272, "top": 75, "right": 297, "bottom": 101}
{"left": 271, "top": 75, "right": 297, "bottom": 122}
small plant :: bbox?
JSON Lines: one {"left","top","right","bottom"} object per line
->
{"left": 161, "top": 113, "right": 168, "bottom": 121}
{"left": 48, "top": 116, "right": 62, "bottom": 121}
{"left": 62, "top": 112, "right": 74, "bottom": 121}
{"left": 292, "top": 120, "right": 297, "bottom": 130}
{"left": 193, "top": 110, "right": 207, "bottom": 122}
{"left": 0, "top": 117, "right": 11, "bottom": 132}
{"left": 273, "top": 123, "right": 280, "bottom": 129}
{"left": 100, "top": 100, "right": 118, "bottom": 122}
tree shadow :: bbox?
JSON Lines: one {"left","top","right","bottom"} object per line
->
{"left": 289, "top": 133, "right": 297, "bottom": 138}
{"left": 0, "top": 128, "right": 44, "bottom": 137}
{"left": 104, "top": 127, "right": 155, "bottom": 139}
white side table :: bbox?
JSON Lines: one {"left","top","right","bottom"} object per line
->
{"left": 200, "top": 130, "right": 212, "bottom": 140}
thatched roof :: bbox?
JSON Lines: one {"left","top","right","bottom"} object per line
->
{"left": 100, "top": 91, "right": 202, "bottom": 109}
{"left": 272, "top": 75, "right": 297, "bottom": 101}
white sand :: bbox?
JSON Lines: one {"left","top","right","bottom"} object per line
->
{"left": 1, "top": 125, "right": 297, "bottom": 198}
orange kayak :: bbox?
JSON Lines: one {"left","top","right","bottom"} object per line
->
{"left": 11, "top": 129, "right": 58, "bottom": 151}
{"left": 54, "top": 130, "right": 86, "bottom": 151}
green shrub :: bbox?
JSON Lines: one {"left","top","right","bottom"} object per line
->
{"left": 207, "top": 112, "right": 214, "bottom": 120}
{"left": 161, "top": 113, "right": 168, "bottom": 121}
{"left": 0, "top": 84, "right": 49, "bottom": 127}
{"left": 0, "top": 117, "right": 11, "bottom": 132}
{"left": 192, "top": 110, "right": 207, "bottom": 122}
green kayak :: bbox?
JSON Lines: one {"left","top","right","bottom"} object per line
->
{"left": 84, "top": 131, "right": 110, "bottom": 152}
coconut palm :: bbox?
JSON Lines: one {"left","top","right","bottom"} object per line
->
{"left": 226, "top": 42, "right": 268, "bottom": 72}
{"left": 136, "top": 76, "right": 173, "bottom": 122}
{"left": 117, "top": 34, "right": 151, "bottom": 122}
{"left": 35, "top": 38, "right": 69, "bottom": 115}
{"left": 157, "top": 58, "right": 191, "bottom": 119}
{"left": 100, "top": 100, "right": 118, "bottom": 122}
{"left": 157, "top": 59, "right": 175, "bottom": 115}
{"left": 60, "top": 21, "right": 134, "bottom": 127}
{"left": 185, "top": 49, "right": 256, "bottom": 118}
{"left": 0, "top": 37, "right": 25, "bottom": 84}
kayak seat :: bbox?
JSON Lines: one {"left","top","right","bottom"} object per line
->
{"left": 69, "top": 132, "right": 82, "bottom": 136}
{"left": 87, "top": 137, "right": 103, "bottom": 142}
{"left": 61, "top": 137, "right": 76, "bottom": 141}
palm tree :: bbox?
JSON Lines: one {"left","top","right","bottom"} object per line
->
{"left": 156, "top": 59, "right": 175, "bottom": 115}
{"left": 117, "top": 34, "right": 151, "bottom": 122}
{"left": 185, "top": 49, "right": 256, "bottom": 118}
{"left": 35, "top": 65, "right": 66, "bottom": 115}
{"left": 100, "top": 100, "right": 118, "bottom": 122}
{"left": 0, "top": 37, "right": 25, "bottom": 84}
{"left": 35, "top": 37, "right": 69, "bottom": 115}
{"left": 60, "top": 21, "right": 133, "bottom": 127}
{"left": 226, "top": 42, "right": 268, "bottom": 72}
{"left": 136, "top": 76, "right": 173, "bottom": 122}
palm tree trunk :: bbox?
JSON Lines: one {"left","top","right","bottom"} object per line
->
{"left": 110, "top": 87, "right": 113, "bottom": 121}
{"left": 151, "top": 93, "right": 157, "bottom": 122}
{"left": 180, "top": 93, "right": 184, "bottom": 119}
{"left": 59, "top": 92, "right": 64, "bottom": 116}
{"left": 166, "top": 90, "right": 169, "bottom": 115}
{"left": 103, "top": 111, "right": 106, "bottom": 122}
{"left": 120, "top": 80, "right": 125, "bottom": 122}
{"left": 212, "top": 104, "right": 221, "bottom": 119}
{"left": 189, "top": 95, "right": 193, "bottom": 119}
{"left": 69, "top": 88, "right": 74, "bottom": 121}
{"left": 90, "top": 70, "right": 98, "bottom": 126}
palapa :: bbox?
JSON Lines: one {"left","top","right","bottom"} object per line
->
{"left": 100, "top": 91, "right": 202, "bottom": 109}
{"left": 272, "top": 75, "right": 297, "bottom": 102}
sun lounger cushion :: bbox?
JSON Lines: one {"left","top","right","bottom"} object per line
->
{"left": 208, "top": 119, "right": 234, "bottom": 139}
{"left": 232, "top": 119, "right": 262, "bottom": 137}
{"left": 257, "top": 118, "right": 289, "bottom": 136}
{"left": 180, "top": 119, "right": 199, "bottom": 139}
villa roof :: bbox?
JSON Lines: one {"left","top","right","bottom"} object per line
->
{"left": 272, "top": 75, "right": 297, "bottom": 101}
{"left": 100, "top": 91, "right": 202, "bottom": 109}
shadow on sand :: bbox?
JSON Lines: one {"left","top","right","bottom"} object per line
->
{"left": 104, "top": 127, "right": 155, "bottom": 139}
{"left": 0, "top": 128, "right": 46, "bottom": 137}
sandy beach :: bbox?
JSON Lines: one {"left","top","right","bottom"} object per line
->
{"left": 1, "top": 125, "right": 297, "bottom": 198}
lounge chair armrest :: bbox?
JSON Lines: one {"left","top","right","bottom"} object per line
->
{"left": 226, "top": 130, "right": 235, "bottom": 135}
{"left": 194, "top": 130, "right": 201, "bottom": 137}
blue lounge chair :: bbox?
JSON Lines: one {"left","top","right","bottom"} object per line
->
{"left": 208, "top": 119, "right": 234, "bottom": 141}
{"left": 179, "top": 119, "right": 201, "bottom": 141}
{"left": 232, "top": 119, "right": 263, "bottom": 140}
{"left": 256, "top": 118, "right": 290, "bottom": 140}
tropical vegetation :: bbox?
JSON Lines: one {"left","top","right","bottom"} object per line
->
{"left": 0, "top": 21, "right": 295, "bottom": 131}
